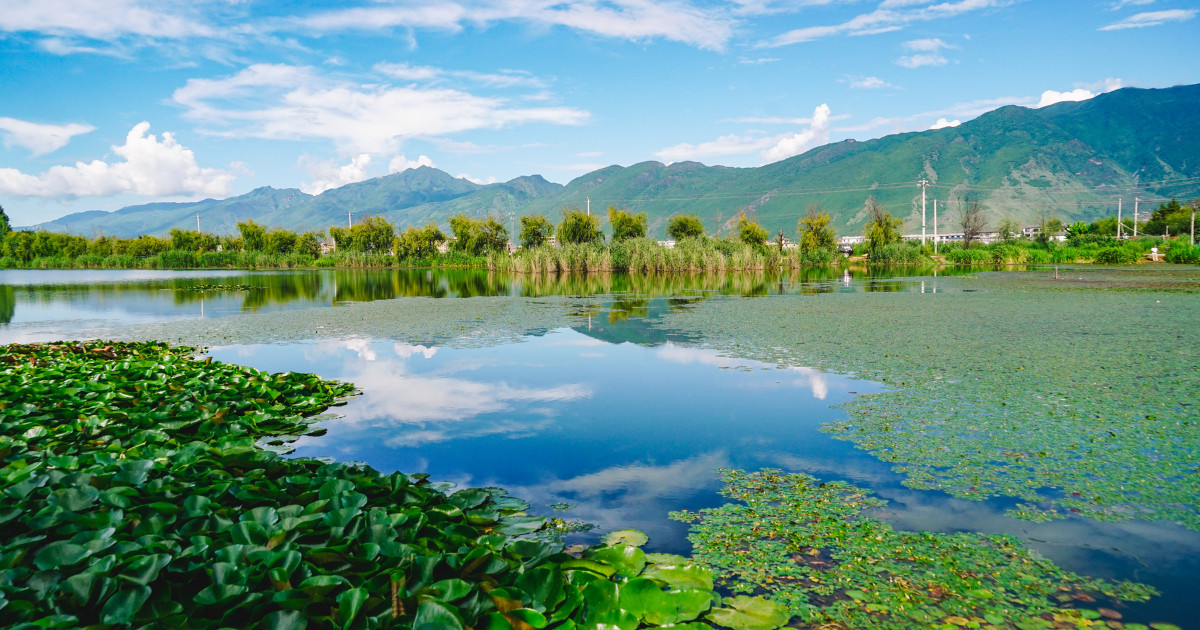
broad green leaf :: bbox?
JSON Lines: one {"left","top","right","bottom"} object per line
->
{"left": 414, "top": 599, "right": 465, "bottom": 630}
{"left": 601, "top": 530, "right": 648, "bottom": 547}
{"left": 707, "top": 596, "right": 790, "bottom": 630}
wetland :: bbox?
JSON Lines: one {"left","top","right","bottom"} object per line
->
{"left": 1, "top": 265, "right": 1198, "bottom": 629}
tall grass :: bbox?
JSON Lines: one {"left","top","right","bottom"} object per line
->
{"left": 494, "top": 238, "right": 841, "bottom": 274}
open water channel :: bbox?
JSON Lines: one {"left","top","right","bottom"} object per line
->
{"left": 2, "top": 266, "right": 1198, "bottom": 627}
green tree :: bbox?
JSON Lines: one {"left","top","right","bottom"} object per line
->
{"left": 996, "top": 217, "right": 1021, "bottom": 242}
{"left": 519, "top": 215, "right": 554, "bottom": 249}
{"left": 0, "top": 204, "right": 11, "bottom": 237}
{"left": 330, "top": 216, "right": 396, "bottom": 253}
{"left": 237, "top": 220, "right": 267, "bottom": 252}
{"left": 169, "top": 228, "right": 219, "bottom": 252}
{"left": 557, "top": 208, "right": 604, "bottom": 245}
{"left": 395, "top": 223, "right": 447, "bottom": 259}
{"left": 294, "top": 232, "right": 323, "bottom": 258}
{"left": 666, "top": 214, "right": 705, "bottom": 241}
{"left": 1036, "top": 213, "right": 1063, "bottom": 247}
{"left": 480, "top": 217, "right": 509, "bottom": 252}
{"left": 797, "top": 205, "right": 836, "bottom": 253}
{"left": 449, "top": 215, "right": 507, "bottom": 255}
{"left": 862, "top": 196, "right": 902, "bottom": 259}
{"left": 264, "top": 228, "right": 299, "bottom": 254}
{"left": 736, "top": 215, "right": 769, "bottom": 247}
{"left": 608, "top": 207, "right": 647, "bottom": 241}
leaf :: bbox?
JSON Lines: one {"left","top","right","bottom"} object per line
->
{"left": 337, "top": 587, "right": 368, "bottom": 629}
{"left": 585, "top": 545, "right": 646, "bottom": 578}
{"left": 34, "top": 541, "right": 90, "bottom": 570}
{"left": 414, "top": 600, "right": 465, "bottom": 630}
{"left": 100, "top": 586, "right": 152, "bottom": 625}
{"left": 601, "top": 530, "right": 648, "bottom": 547}
{"left": 641, "top": 564, "right": 714, "bottom": 591}
{"left": 264, "top": 609, "right": 309, "bottom": 630}
{"left": 707, "top": 596, "right": 790, "bottom": 630}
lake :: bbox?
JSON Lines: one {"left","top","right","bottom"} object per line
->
{"left": 3, "top": 265, "right": 1198, "bottom": 627}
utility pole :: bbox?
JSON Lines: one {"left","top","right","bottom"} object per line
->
{"left": 918, "top": 178, "right": 929, "bottom": 245}
{"left": 1192, "top": 203, "right": 1196, "bottom": 247}
{"left": 1133, "top": 197, "right": 1139, "bottom": 237}
{"left": 196, "top": 213, "right": 200, "bottom": 232}
{"left": 348, "top": 210, "right": 352, "bottom": 228}
{"left": 586, "top": 197, "right": 591, "bottom": 216}
{"left": 933, "top": 199, "right": 939, "bottom": 255}
{"left": 1117, "top": 199, "right": 1122, "bottom": 239}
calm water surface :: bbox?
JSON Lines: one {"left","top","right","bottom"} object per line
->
{"left": 3, "top": 267, "right": 1197, "bottom": 627}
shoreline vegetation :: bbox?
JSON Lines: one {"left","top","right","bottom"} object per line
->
{"left": 1, "top": 201, "right": 1197, "bottom": 273}
{"left": 0, "top": 340, "right": 1170, "bottom": 629}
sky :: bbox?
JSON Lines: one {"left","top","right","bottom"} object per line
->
{"left": 0, "top": 0, "right": 1197, "bottom": 227}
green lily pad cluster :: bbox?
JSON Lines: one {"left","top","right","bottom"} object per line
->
{"left": 672, "top": 469, "right": 1159, "bottom": 630}
{"left": 0, "top": 341, "right": 786, "bottom": 630}
{"left": 176, "top": 284, "right": 266, "bottom": 292}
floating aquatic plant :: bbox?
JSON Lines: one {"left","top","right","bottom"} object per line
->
{"left": 672, "top": 469, "right": 1159, "bottom": 630}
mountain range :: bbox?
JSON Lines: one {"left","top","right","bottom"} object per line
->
{"left": 26, "top": 83, "right": 1200, "bottom": 239}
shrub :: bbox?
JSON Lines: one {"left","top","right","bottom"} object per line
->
{"left": 1094, "top": 246, "right": 1139, "bottom": 264}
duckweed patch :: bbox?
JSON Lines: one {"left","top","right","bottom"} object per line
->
{"left": 672, "top": 469, "right": 1158, "bottom": 630}
{"left": 0, "top": 341, "right": 769, "bottom": 630}
{"left": 652, "top": 268, "right": 1200, "bottom": 529}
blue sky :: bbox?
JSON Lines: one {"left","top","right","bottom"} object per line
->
{"left": 1, "top": 0, "right": 1197, "bottom": 226}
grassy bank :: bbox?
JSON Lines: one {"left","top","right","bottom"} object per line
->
{"left": 489, "top": 238, "right": 840, "bottom": 273}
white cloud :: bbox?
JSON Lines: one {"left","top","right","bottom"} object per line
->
{"left": 296, "top": 0, "right": 735, "bottom": 51}
{"left": 0, "top": 121, "right": 234, "bottom": 199}
{"left": 849, "top": 76, "right": 895, "bottom": 89}
{"left": 902, "top": 37, "right": 950, "bottom": 51}
{"left": 896, "top": 53, "right": 947, "bottom": 68}
{"left": 0, "top": 0, "right": 212, "bottom": 40}
{"left": 760, "top": 0, "right": 1007, "bottom": 47}
{"left": 174, "top": 64, "right": 589, "bottom": 156}
{"left": 834, "top": 95, "right": 1031, "bottom": 134}
{"left": 762, "top": 103, "right": 832, "bottom": 162}
{"left": 1036, "top": 88, "right": 1096, "bottom": 108}
{"left": 896, "top": 37, "right": 954, "bottom": 68}
{"left": 1100, "top": 8, "right": 1196, "bottom": 30}
{"left": 929, "top": 117, "right": 960, "bottom": 129}
{"left": 1035, "top": 80, "right": 1122, "bottom": 108}
{"left": 0, "top": 117, "right": 94, "bottom": 156}
{"left": 656, "top": 103, "right": 831, "bottom": 164}
{"left": 300, "top": 153, "right": 372, "bottom": 195}
{"left": 375, "top": 62, "right": 547, "bottom": 89}
{"left": 388, "top": 154, "right": 436, "bottom": 173}
{"left": 458, "top": 173, "right": 499, "bottom": 185}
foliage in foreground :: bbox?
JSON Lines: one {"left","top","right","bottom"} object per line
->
{"left": 0, "top": 341, "right": 765, "bottom": 630}
{"left": 673, "top": 469, "right": 1159, "bottom": 630}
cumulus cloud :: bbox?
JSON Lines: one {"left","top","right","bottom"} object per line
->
{"left": 1036, "top": 79, "right": 1122, "bottom": 108}
{"left": 0, "top": 117, "right": 94, "bottom": 156}
{"left": 174, "top": 64, "right": 589, "bottom": 156}
{"left": 0, "top": 121, "right": 234, "bottom": 199}
{"left": 656, "top": 104, "right": 832, "bottom": 164}
{"left": 300, "top": 153, "right": 373, "bottom": 195}
{"left": 762, "top": 103, "right": 832, "bottom": 162}
{"left": 1100, "top": 8, "right": 1196, "bottom": 30}
{"left": 388, "top": 154, "right": 436, "bottom": 173}
{"left": 929, "top": 117, "right": 960, "bottom": 129}
{"left": 760, "top": 0, "right": 1006, "bottom": 47}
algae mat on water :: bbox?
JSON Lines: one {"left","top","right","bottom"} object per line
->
{"left": 652, "top": 267, "right": 1200, "bottom": 530}
{"left": 672, "top": 469, "right": 1157, "bottom": 630}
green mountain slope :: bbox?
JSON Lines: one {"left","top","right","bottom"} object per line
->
{"left": 26, "top": 84, "right": 1200, "bottom": 239}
